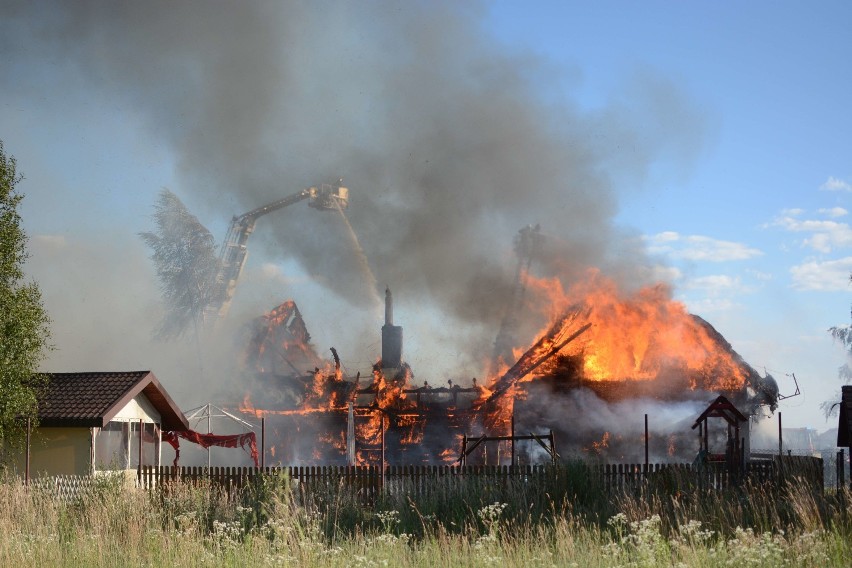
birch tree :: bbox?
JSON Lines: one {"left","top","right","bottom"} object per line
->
{"left": 140, "top": 189, "right": 220, "bottom": 339}
{"left": 0, "top": 140, "right": 51, "bottom": 448}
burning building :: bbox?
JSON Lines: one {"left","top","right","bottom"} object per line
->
{"left": 237, "top": 271, "right": 779, "bottom": 467}
{"left": 239, "top": 288, "right": 481, "bottom": 465}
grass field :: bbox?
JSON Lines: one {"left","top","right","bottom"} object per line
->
{"left": 0, "top": 469, "right": 849, "bottom": 567}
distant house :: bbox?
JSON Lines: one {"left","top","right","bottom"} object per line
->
{"left": 13, "top": 371, "right": 188, "bottom": 478}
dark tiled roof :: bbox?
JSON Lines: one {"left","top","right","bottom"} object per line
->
{"left": 38, "top": 371, "right": 189, "bottom": 431}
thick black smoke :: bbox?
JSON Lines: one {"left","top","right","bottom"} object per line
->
{"left": 1, "top": 1, "right": 706, "bottom": 374}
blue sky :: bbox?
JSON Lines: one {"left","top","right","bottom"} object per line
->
{"left": 2, "top": 2, "right": 851, "bottom": 430}
{"left": 484, "top": 2, "right": 852, "bottom": 427}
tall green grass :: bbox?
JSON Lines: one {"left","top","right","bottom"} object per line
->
{"left": 0, "top": 469, "right": 849, "bottom": 567}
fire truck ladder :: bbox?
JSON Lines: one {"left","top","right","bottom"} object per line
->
{"left": 206, "top": 180, "right": 349, "bottom": 320}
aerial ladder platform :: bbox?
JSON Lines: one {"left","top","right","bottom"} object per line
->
{"left": 206, "top": 179, "right": 349, "bottom": 320}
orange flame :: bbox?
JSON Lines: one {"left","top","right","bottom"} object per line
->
{"left": 355, "top": 365, "right": 424, "bottom": 449}
{"left": 244, "top": 300, "right": 323, "bottom": 375}
{"left": 585, "top": 431, "right": 611, "bottom": 455}
{"left": 520, "top": 270, "right": 748, "bottom": 390}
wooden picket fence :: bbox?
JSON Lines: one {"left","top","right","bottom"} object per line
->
{"left": 592, "top": 461, "right": 779, "bottom": 492}
{"left": 137, "top": 455, "right": 823, "bottom": 502}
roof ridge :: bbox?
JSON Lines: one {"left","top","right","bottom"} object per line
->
{"left": 36, "top": 370, "right": 188, "bottom": 431}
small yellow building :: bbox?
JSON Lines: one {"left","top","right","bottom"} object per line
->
{"left": 16, "top": 370, "right": 188, "bottom": 478}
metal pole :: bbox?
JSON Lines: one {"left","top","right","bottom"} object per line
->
{"left": 138, "top": 418, "right": 143, "bottom": 469}
{"left": 25, "top": 418, "right": 30, "bottom": 487}
{"left": 511, "top": 413, "right": 515, "bottom": 468}
{"left": 835, "top": 448, "right": 846, "bottom": 489}
{"left": 261, "top": 417, "right": 265, "bottom": 469}
{"left": 347, "top": 402, "right": 355, "bottom": 466}
{"left": 727, "top": 423, "right": 733, "bottom": 468}
{"left": 644, "top": 413, "right": 649, "bottom": 470}
{"left": 778, "top": 412, "right": 782, "bottom": 457}
{"left": 207, "top": 403, "right": 212, "bottom": 468}
{"left": 380, "top": 413, "right": 385, "bottom": 488}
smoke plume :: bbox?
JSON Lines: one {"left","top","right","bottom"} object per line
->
{"left": 1, "top": 1, "right": 706, "bottom": 388}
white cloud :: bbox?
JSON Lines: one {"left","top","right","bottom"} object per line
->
{"left": 679, "top": 236, "right": 762, "bottom": 261}
{"left": 675, "top": 269, "right": 772, "bottom": 316}
{"left": 746, "top": 268, "right": 773, "bottom": 281}
{"left": 683, "top": 297, "right": 738, "bottom": 314}
{"left": 820, "top": 176, "right": 852, "bottom": 192}
{"left": 770, "top": 214, "right": 852, "bottom": 253}
{"left": 790, "top": 257, "right": 852, "bottom": 291}
{"left": 653, "top": 231, "right": 680, "bottom": 243}
{"left": 645, "top": 233, "right": 762, "bottom": 262}
{"left": 685, "top": 274, "right": 738, "bottom": 290}
{"left": 805, "top": 233, "right": 833, "bottom": 253}
{"left": 819, "top": 207, "right": 848, "bottom": 218}
{"left": 682, "top": 274, "right": 759, "bottom": 298}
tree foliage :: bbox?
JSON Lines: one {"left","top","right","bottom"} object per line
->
{"left": 140, "top": 189, "right": 221, "bottom": 339}
{"left": 829, "top": 324, "right": 852, "bottom": 381}
{"left": 0, "top": 140, "right": 51, "bottom": 446}
{"left": 824, "top": 276, "right": 852, "bottom": 417}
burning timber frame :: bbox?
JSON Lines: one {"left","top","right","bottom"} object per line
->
{"left": 458, "top": 415, "right": 559, "bottom": 466}
{"left": 459, "top": 434, "right": 558, "bottom": 466}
